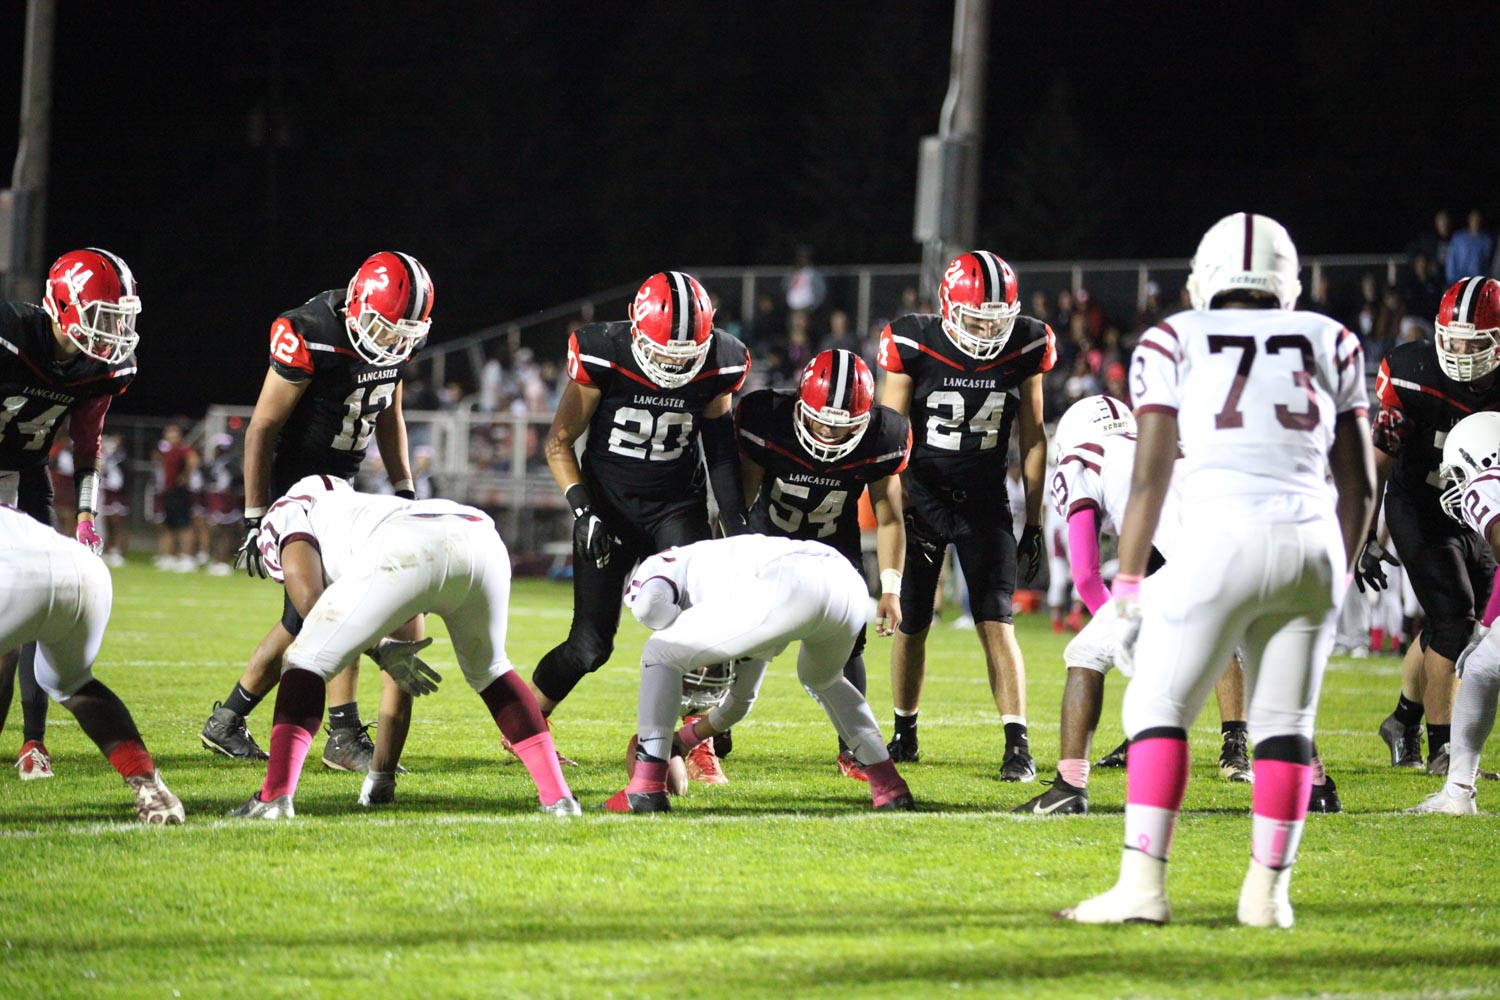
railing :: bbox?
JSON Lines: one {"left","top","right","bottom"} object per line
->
{"left": 418, "top": 254, "right": 1406, "bottom": 391}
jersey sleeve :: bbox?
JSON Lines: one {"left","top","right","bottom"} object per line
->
{"left": 879, "top": 317, "right": 927, "bottom": 375}
{"left": 713, "top": 335, "right": 751, "bottom": 394}
{"left": 1371, "top": 356, "right": 1409, "bottom": 456}
{"left": 1129, "top": 321, "right": 1183, "bottom": 414}
{"left": 870, "top": 410, "right": 912, "bottom": 477}
{"left": 734, "top": 390, "right": 775, "bottom": 465}
{"left": 257, "top": 494, "right": 317, "bottom": 584}
{"left": 1332, "top": 325, "right": 1368, "bottom": 416}
{"left": 1051, "top": 444, "right": 1106, "bottom": 519}
{"left": 567, "top": 326, "right": 615, "bottom": 391}
{"left": 67, "top": 395, "right": 112, "bottom": 466}
{"left": 1037, "top": 322, "right": 1058, "bottom": 374}
{"left": 565, "top": 331, "right": 595, "bottom": 388}
{"left": 268, "top": 316, "right": 314, "bottom": 382}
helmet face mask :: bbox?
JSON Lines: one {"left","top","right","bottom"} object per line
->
{"left": 1054, "top": 394, "right": 1136, "bottom": 455}
{"left": 344, "top": 251, "right": 434, "bottom": 367}
{"left": 794, "top": 349, "right": 874, "bottom": 462}
{"left": 1435, "top": 277, "right": 1500, "bottom": 383}
{"left": 940, "top": 251, "right": 1020, "bottom": 360}
{"left": 1439, "top": 411, "right": 1500, "bottom": 522}
{"left": 681, "top": 661, "right": 736, "bottom": 713}
{"left": 42, "top": 248, "right": 141, "bottom": 363}
{"left": 630, "top": 271, "right": 715, "bottom": 389}
{"left": 1186, "top": 212, "right": 1302, "bottom": 311}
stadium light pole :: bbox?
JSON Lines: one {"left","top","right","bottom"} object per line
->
{"left": 3, "top": 0, "right": 54, "bottom": 303}
{"left": 914, "top": 0, "right": 988, "bottom": 305}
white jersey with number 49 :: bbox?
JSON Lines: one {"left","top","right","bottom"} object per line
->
{"left": 1131, "top": 309, "right": 1366, "bottom": 511}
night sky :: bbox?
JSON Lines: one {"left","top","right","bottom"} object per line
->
{"left": 3, "top": 1, "right": 1498, "bottom": 415}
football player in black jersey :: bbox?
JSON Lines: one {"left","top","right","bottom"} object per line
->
{"left": 200, "top": 252, "right": 432, "bottom": 774}
{"left": 1360, "top": 276, "right": 1500, "bottom": 774}
{"left": 737, "top": 348, "right": 911, "bottom": 780}
{"left": 531, "top": 271, "right": 751, "bottom": 771}
{"left": 877, "top": 251, "right": 1054, "bottom": 782}
{"left": 0, "top": 248, "right": 141, "bottom": 780}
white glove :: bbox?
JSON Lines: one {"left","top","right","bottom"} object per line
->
{"left": 1113, "top": 595, "right": 1142, "bottom": 678}
{"left": 1455, "top": 624, "right": 1492, "bottom": 679}
{"left": 367, "top": 637, "right": 441, "bottom": 697}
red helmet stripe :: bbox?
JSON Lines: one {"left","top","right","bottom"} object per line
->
{"left": 1242, "top": 213, "right": 1255, "bottom": 270}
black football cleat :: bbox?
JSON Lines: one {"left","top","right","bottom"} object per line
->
{"left": 886, "top": 732, "right": 920, "bottom": 763}
{"left": 201, "top": 702, "right": 269, "bottom": 761}
{"left": 1095, "top": 739, "right": 1129, "bottom": 769}
{"left": 874, "top": 791, "right": 916, "bottom": 811}
{"left": 602, "top": 788, "right": 671, "bottom": 813}
{"left": 1000, "top": 745, "right": 1037, "bottom": 783}
{"left": 1378, "top": 713, "right": 1424, "bottom": 769}
{"left": 1015, "top": 776, "right": 1088, "bottom": 815}
{"left": 1307, "top": 775, "right": 1342, "bottom": 814}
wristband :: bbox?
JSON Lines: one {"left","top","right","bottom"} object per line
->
{"left": 1112, "top": 572, "right": 1143, "bottom": 601}
{"left": 74, "top": 469, "right": 101, "bottom": 515}
{"left": 880, "top": 569, "right": 902, "bottom": 596}
{"left": 391, "top": 478, "right": 415, "bottom": 494}
{"left": 564, "top": 483, "right": 592, "bottom": 518}
{"left": 244, "top": 505, "right": 267, "bottom": 520}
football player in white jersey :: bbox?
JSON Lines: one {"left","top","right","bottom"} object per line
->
{"left": 1058, "top": 213, "right": 1374, "bottom": 928}
{"left": 0, "top": 505, "right": 183, "bottom": 823}
{"left": 605, "top": 535, "right": 914, "bottom": 813}
{"left": 1015, "top": 396, "right": 1261, "bottom": 816}
{"left": 226, "top": 476, "right": 579, "bottom": 819}
{"left": 1409, "top": 411, "right": 1500, "bottom": 814}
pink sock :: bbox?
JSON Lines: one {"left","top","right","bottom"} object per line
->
{"left": 626, "top": 758, "right": 668, "bottom": 795}
{"left": 865, "top": 759, "right": 910, "bottom": 807}
{"left": 1251, "top": 759, "right": 1312, "bottom": 868}
{"left": 1057, "top": 757, "right": 1090, "bottom": 789}
{"left": 511, "top": 732, "right": 572, "bottom": 806}
{"left": 676, "top": 719, "right": 707, "bottom": 751}
{"left": 1123, "top": 736, "right": 1188, "bottom": 860}
{"left": 261, "top": 722, "right": 314, "bottom": 801}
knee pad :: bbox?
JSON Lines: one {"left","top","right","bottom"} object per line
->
{"left": 531, "top": 634, "right": 613, "bottom": 703}
{"left": 1428, "top": 617, "right": 1476, "bottom": 661}
{"left": 1062, "top": 629, "right": 1112, "bottom": 675}
{"left": 281, "top": 593, "right": 304, "bottom": 638}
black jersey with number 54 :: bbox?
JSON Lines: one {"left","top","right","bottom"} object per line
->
{"left": 568, "top": 321, "right": 749, "bottom": 501}
{"left": 266, "top": 290, "right": 409, "bottom": 483}
{"left": 736, "top": 387, "right": 910, "bottom": 558}
{"left": 877, "top": 312, "right": 1055, "bottom": 488}
{"left": 0, "top": 301, "right": 135, "bottom": 470}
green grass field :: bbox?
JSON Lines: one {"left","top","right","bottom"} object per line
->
{"left": 2, "top": 562, "right": 1498, "bottom": 999}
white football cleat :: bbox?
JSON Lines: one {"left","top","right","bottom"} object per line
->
{"left": 1237, "top": 859, "right": 1294, "bottom": 928}
{"left": 359, "top": 773, "right": 396, "bottom": 807}
{"left": 1055, "top": 883, "right": 1170, "bottom": 925}
{"left": 126, "top": 772, "right": 185, "bottom": 825}
{"left": 1406, "top": 785, "right": 1478, "bottom": 815}
{"left": 538, "top": 796, "right": 583, "bottom": 817}
{"left": 228, "top": 792, "right": 295, "bottom": 820}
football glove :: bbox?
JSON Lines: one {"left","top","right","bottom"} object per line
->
{"left": 394, "top": 488, "right": 417, "bottom": 501}
{"left": 565, "top": 483, "right": 613, "bottom": 570}
{"left": 234, "top": 515, "right": 266, "bottom": 579}
{"left": 1455, "top": 624, "right": 1492, "bottom": 679}
{"left": 1354, "top": 535, "right": 1398, "bottom": 593}
{"left": 75, "top": 519, "right": 103, "bottom": 555}
{"left": 368, "top": 637, "right": 441, "bottom": 697}
{"left": 1017, "top": 524, "right": 1044, "bottom": 584}
{"left": 904, "top": 510, "right": 943, "bottom": 566}
{"left": 1113, "top": 595, "right": 1142, "bottom": 678}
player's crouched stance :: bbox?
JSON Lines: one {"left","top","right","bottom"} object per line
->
{"left": 604, "top": 535, "right": 914, "bottom": 813}
{"left": 0, "top": 506, "right": 183, "bottom": 823}
{"left": 227, "top": 476, "right": 580, "bottom": 819}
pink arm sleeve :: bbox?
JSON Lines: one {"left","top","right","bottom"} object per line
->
{"left": 1483, "top": 566, "right": 1500, "bottom": 628}
{"left": 1067, "top": 507, "right": 1110, "bottom": 615}
{"left": 67, "top": 395, "right": 112, "bottom": 469}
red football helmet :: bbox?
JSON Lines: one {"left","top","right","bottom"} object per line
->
{"left": 344, "top": 251, "right": 434, "bottom": 367}
{"left": 1436, "top": 276, "right": 1500, "bottom": 382}
{"left": 939, "top": 250, "right": 1020, "bottom": 360}
{"left": 629, "top": 271, "right": 714, "bottom": 389}
{"left": 795, "top": 348, "right": 874, "bottom": 462}
{"left": 42, "top": 248, "right": 141, "bottom": 363}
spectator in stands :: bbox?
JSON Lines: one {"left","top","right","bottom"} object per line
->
{"left": 154, "top": 422, "right": 197, "bottom": 572}
{"left": 1053, "top": 288, "right": 1076, "bottom": 333}
{"left": 1303, "top": 272, "right": 1339, "bottom": 319}
{"left": 774, "top": 310, "right": 815, "bottom": 387}
{"left": 748, "top": 292, "right": 780, "bottom": 347}
{"left": 403, "top": 362, "right": 441, "bottom": 411}
{"left": 783, "top": 245, "right": 827, "bottom": 314}
{"left": 1133, "top": 281, "right": 1163, "bottom": 334}
{"left": 1399, "top": 252, "right": 1446, "bottom": 323}
{"left": 1030, "top": 291, "right": 1051, "bottom": 331}
{"left": 1406, "top": 209, "right": 1452, "bottom": 276}
{"left": 48, "top": 430, "right": 76, "bottom": 538}
{"left": 710, "top": 293, "right": 743, "bottom": 342}
{"left": 1447, "top": 209, "right": 1494, "bottom": 284}
{"left": 1367, "top": 284, "right": 1407, "bottom": 366}
{"left": 821, "top": 309, "right": 863, "bottom": 361}
{"left": 1103, "top": 361, "right": 1129, "bottom": 406}
{"left": 479, "top": 342, "right": 515, "bottom": 413}
{"left": 1063, "top": 353, "right": 1101, "bottom": 406}
{"left": 99, "top": 434, "right": 129, "bottom": 567}
{"left": 411, "top": 445, "right": 440, "bottom": 499}
{"left": 1351, "top": 272, "right": 1383, "bottom": 348}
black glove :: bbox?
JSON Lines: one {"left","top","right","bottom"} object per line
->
{"left": 234, "top": 515, "right": 266, "bottom": 579}
{"left": 1017, "top": 524, "right": 1044, "bottom": 584}
{"left": 1354, "top": 535, "right": 1398, "bottom": 593}
{"left": 566, "top": 483, "right": 613, "bottom": 570}
{"left": 904, "top": 510, "right": 942, "bottom": 566}
{"left": 395, "top": 488, "right": 417, "bottom": 500}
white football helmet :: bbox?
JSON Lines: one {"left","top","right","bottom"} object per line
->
{"left": 1439, "top": 411, "right": 1500, "bottom": 522}
{"left": 1053, "top": 395, "right": 1136, "bottom": 455}
{"left": 1186, "top": 212, "right": 1302, "bottom": 311}
{"left": 681, "top": 661, "right": 736, "bottom": 713}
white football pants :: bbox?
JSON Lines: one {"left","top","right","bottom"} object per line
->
{"left": 0, "top": 542, "right": 111, "bottom": 701}
{"left": 285, "top": 516, "right": 514, "bottom": 690}
{"left": 637, "top": 551, "right": 888, "bottom": 764}
{"left": 1123, "top": 514, "right": 1343, "bottom": 747}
